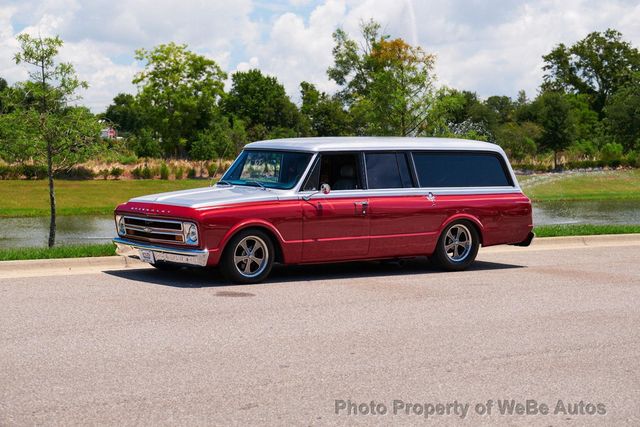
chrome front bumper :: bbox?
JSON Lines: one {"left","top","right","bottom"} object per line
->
{"left": 113, "top": 237, "right": 209, "bottom": 267}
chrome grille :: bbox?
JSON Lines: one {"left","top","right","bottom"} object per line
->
{"left": 122, "top": 216, "right": 185, "bottom": 244}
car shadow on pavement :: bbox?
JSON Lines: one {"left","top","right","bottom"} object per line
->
{"left": 104, "top": 257, "right": 523, "bottom": 288}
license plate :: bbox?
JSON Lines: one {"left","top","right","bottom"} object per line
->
{"left": 139, "top": 249, "right": 155, "bottom": 263}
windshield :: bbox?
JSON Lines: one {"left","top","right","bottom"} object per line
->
{"left": 221, "top": 150, "right": 313, "bottom": 190}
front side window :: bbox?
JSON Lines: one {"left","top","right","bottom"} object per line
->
{"left": 413, "top": 151, "right": 513, "bottom": 187}
{"left": 223, "top": 150, "right": 313, "bottom": 189}
{"left": 365, "top": 152, "right": 413, "bottom": 189}
{"left": 302, "top": 153, "right": 363, "bottom": 191}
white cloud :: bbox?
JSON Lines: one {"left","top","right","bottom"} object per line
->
{"left": 1, "top": 0, "right": 640, "bottom": 112}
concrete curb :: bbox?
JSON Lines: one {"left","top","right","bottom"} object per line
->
{"left": 0, "top": 255, "right": 147, "bottom": 278}
{"left": 1, "top": 234, "right": 639, "bottom": 276}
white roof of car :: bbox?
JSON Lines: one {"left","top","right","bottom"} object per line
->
{"left": 245, "top": 137, "right": 503, "bottom": 153}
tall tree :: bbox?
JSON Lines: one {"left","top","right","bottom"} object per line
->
{"left": 133, "top": 43, "right": 227, "bottom": 157}
{"left": 222, "top": 69, "right": 301, "bottom": 140}
{"left": 533, "top": 91, "right": 575, "bottom": 169}
{"left": 328, "top": 20, "right": 436, "bottom": 136}
{"left": 104, "top": 93, "right": 142, "bottom": 134}
{"left": 300, "top": 81, "right": 350, "bottom": 136}
{"left": 2, "top": 34, "right": 101, "bottom": 247}
{"left": 542, "top": 29, "right": 640, "bottom": 115}
{"left": 604, "top": 73, "right": 640, "bottom": 151}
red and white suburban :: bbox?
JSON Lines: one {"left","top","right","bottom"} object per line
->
{"left": 113, "top": 137, "right": 534, "bottom": 283}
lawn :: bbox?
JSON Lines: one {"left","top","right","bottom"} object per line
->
{"left": 0, "top": 243, "right": 115, "bottom": 261}
{"left": 0, "top": 179, "right": 209, "bottom": 217}
{"left": 519, "top": 169, "right": 640, "bottom": 201}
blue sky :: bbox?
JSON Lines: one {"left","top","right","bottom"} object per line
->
{"left": 1, "top": 0, "right": 639, "bottom": 112}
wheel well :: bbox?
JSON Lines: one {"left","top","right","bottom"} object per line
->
{"left": 224, "top": 226, "right": 284, "bottom": 263}
{"left": 446, "top": 218, "right": 484, "bottom": 246}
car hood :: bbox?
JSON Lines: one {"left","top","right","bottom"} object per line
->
{"left": 129, "top": 185, "right": 282, "bottom": 209}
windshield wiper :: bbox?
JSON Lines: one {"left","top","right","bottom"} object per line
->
{"left": 216, "top": 179, "right": 232, "bottom": 186}
{"left": 245, "top": 180, "right": 268, "bottom": 190}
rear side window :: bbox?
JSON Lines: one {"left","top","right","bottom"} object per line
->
{"left": 412, "top": 152, "right": 513, "bottom": 187}
{"left": 365, "top": 153, "right": 413, "bottom": 189}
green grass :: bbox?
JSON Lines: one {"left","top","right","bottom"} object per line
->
{"left": 0, "top": 179, "right": 209, "bottom": 217}
{"left": 534, "top": 224, "right": 640, "bottom": 237}
{"left": 0, "top": 243, "right": 115, "bottom": 261}
{"left": 521, "top": 169, "right": 640, "bottom": 201}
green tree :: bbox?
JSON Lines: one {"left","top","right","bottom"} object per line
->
{"left": 104, "top": 93, "right": 143, "bottom": 134}
{"left": 300, "top": 81, "right": 350, "bottom": 136}
{"left": 542, "top": 29, "right": 640, "bottom": 115}
{"left": 533, "top": 91, "right": 575, "bottom": 169}
{"left": 328, "top": 20, "right": 436, "bottom": 136}
{"left": 0, "top": 34, "right": 101, "bottom": 247}
{"left": 604, "top": 74, "right": 640, "bottom": 151}
{"left": 494, "top": 122, "right": 541, "bottom": 162}
{"left": 133, "top": 42, "right": 227, "bottom": 157}
{"left": 222, "top": 69, "right": 301, "bottom": 139}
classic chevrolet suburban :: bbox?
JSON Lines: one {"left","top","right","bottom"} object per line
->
{"left": 113, "top": 137, "right": 534, "bottom": 283}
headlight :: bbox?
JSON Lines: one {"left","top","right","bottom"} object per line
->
{"left": 116, "top": 215, "right": 126, "bottom": 236}
{"left": 184, "top": 222, "right": 198, "bottom": 245}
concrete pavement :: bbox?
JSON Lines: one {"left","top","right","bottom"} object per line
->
{"left": 1, "top": 238, "right": 640, "bottom": 425}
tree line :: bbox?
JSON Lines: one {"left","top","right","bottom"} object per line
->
{"left": 1, "top": 21, "right": 639, "bottom": 246}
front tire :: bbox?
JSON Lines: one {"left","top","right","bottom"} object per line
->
{"left": 221, "top": 229, "right": 274, "bottom": 284}
{"left": 432, "top": 221, "right": 479, "bottom": 271}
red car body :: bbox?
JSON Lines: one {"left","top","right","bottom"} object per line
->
{"left": 114, "top": 137, "right": 533, "bottom": 282}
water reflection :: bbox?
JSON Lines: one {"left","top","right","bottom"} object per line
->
{"left": 0, "top": 215, "right": 115, "bottom": 248}
{"left": 1, "top": 199, "right": 639, "bottom": 249}
{"left": 533, "top": 199, "right": 640, "bottom": 226}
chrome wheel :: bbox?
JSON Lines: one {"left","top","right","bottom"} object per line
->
{"left": 233, "top": 236, "right": 269, "bottom": 278}
{"left": 444, "top": 224, "right": 472, "bottom": 262}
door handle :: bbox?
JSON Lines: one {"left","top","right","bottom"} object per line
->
{"left": 354, "top": 200, "right": 369, "bottom": 215}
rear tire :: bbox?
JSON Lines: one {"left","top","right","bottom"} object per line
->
{"left": 221, "top": 229, "right": 274, "bottom": 284}
{"left": 432, "top": 221, "right": 479, "bottom": 271}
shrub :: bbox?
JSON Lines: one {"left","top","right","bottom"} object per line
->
{"left": 19, "top": 164, "right": 48, "bottom": 179}
{"left": 99, "top": 169, "right": 110, "bottom": 180}
{"left": 600, "top": 142, "right": 624, "bottom": 163}
{"left": 0, "top": 165, "right": 18, "bottom": 179}
{"left": 207, "top": 162, "right": 217, "bottom": 178}
{"left": 142, "top": 165, "right": 153, "bottom": 179}
{"left": 174, "top": 166, "right": 184, "bottom": 180}
{"left": 110, "top": 167, "right": 124, "bottom": 179}
{"left": 118, "top": 154, "right": 138, "bottom": 165}
{"left": 131, "top": 166, "right": 143, "bottom": 179}
{"left": 54, "top": 166, "right": 95, "bottom": 180}
{"left": 187, "top": 167, "right": 197, "bottom": 179}
{"left": 160, "top": 163, "right": 170, "bottom": 180}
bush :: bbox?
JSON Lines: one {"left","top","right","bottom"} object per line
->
{"left": 118, "top": 154, "right": 138, "bottom": 165}
{"left": 173, "top": 166, "right": 184, "bottom": 180}
{"left": 131, "top": 166, "right": 143, "bottom": 179}
{"left": 99, "top": 169, "right": 110, "bottom": 180}
{"left": 187, "top": 167, "right": 197, "bottom": 179}
{"left": 160, "top": 163, "right": 170, "bottom": 180}
{"left": 0, "top": 165, "right": 18, "bottom": 179}
{"left": 110, "top": 167, "right": 124, "bottom": 179}
{"left": 19, "top": 164, "right": 48, "bottom": 179}
{"left": 600, "top": 142, "right": 624, "bottom": 163}
{"left": 54, "top": 166, "right": 95, "bottom": 180}
{"left": 207, "top": 162, "right": 217, "bottom": 178}
{"left": 142, "top": 165, "right": 153, "bottom": 179}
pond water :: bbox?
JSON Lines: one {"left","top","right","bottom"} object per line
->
{"left": 1, "top": 200, "right": 639, "bottom": 249}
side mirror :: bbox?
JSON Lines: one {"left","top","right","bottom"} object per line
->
{"left": 303, "top": 183, "right": 331, "bottom": 201}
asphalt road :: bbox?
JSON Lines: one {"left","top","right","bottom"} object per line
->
{"left": 1, "top": 239, "right": 640, "bottom": 426}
